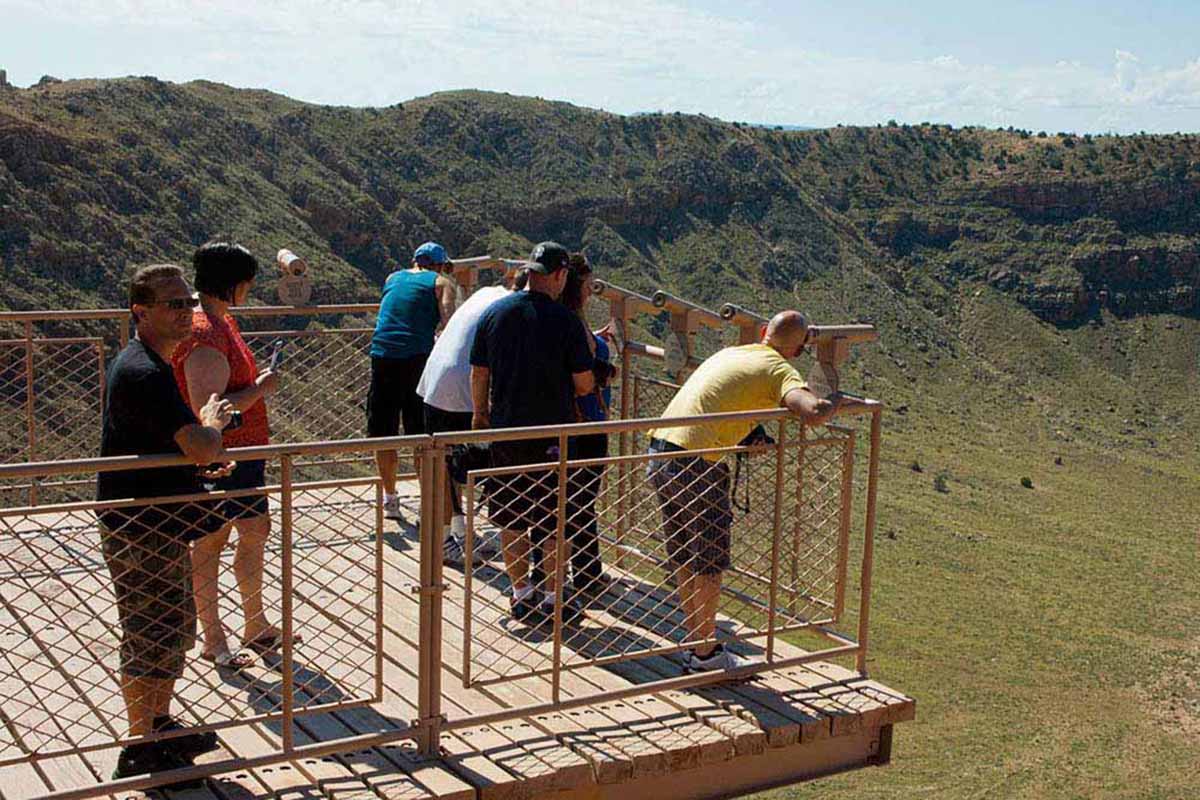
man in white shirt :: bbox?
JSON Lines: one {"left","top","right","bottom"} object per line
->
{"left": 417, "top": 264, "right": 527, "bottom": 563}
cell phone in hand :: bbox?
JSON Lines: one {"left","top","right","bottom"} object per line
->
{"left": 268, "top": 338, "right": 286, "bottom": 371}
{"left": 226, "top": 410, "right": 244, "bottom": 431}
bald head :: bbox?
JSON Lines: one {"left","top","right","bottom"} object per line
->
{"left": 763, "top": 310, "right": 809, "bottom": 357}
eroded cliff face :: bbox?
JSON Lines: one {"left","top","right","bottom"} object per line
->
{"left": 862, "top": 166, "right": 1200, "bottom": 323}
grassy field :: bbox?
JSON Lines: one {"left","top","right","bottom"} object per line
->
{"left": 763, "top": 389, "right": 1200, "bottom": 798}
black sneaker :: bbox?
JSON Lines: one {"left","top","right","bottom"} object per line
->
{"left": 573, "top": 573, "right": 614, "bottom": 605}
{"left": 113, "top": 742, "right": 204, "bottom": 789}
{"left": 509, "top": 592, "right": 545, "bottom": 624}
{"left": 155, "top": 715, "right": 219, "bottom": 760}
{"left": 442, "top": 534, "right": 465, "bottom": 568}
{"left": 540, "top": 596, "right": 586, "bottom": 626}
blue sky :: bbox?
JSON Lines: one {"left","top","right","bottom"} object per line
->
{"left": 4, "top": 1, "right": 1200, "bottom": 133}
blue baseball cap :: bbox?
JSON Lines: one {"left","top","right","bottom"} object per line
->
{"left": 412, "top": 241, "right": 450, "bottom": 267}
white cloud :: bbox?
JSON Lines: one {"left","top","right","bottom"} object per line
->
{"left": 5, "top": 1, "right": 1200, "bottom": 131}
{"left": 1114, "top": 49, "right": 1141, "bottom": 93}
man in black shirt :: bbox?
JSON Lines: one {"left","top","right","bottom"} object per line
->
{"left": 97, "top": 264, "right": 234, "bottom": 783}
{"left": 470, "top": 242, "right": 593, "bottom": 623}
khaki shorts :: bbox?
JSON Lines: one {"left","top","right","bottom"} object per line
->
{"left": 648, "top": 444, "right": 733, "bottom": 576}
{"left": 100, "top": 520, "right": 196, "bottom": 680}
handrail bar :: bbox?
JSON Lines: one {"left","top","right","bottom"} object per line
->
{"left": 0, "top": 400, "right": 879, "bottom": 480}
{"left": 0, "top": 304, "right": 382, "bottom": 323}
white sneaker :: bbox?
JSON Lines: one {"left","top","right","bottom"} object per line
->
{"left": 382, "top": 495, "right": 402, "bottom": 521}
{"left": 685, "top": 645, "right": 758, "bottom": 674}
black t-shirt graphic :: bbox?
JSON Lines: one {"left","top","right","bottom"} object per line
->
{"left": 469, "top": 291, "right": 592, "bottom": 429}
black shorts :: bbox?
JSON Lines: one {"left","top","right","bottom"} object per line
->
{"left": 367, "top": 355, "right": 428, "bottom": 438}
{"left": 423, "top": 403, "right": 473, "bottom": 435}
{"left": 211, "top": 459, "right": 268, "bottom": 521}
{"left": 100, "top": 522, "right": 196, "bottom": 680}
{"left": 487, "top": 438, "right": 559, "bottom": 542}
{"left": 648, "top": 441, "right": 732, "bottom": 576}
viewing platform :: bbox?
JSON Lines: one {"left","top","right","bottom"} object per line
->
{"left": 1, "top": 270, "right": 912, "bottom": 798}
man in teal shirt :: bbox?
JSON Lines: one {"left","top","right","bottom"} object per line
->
{"left": 368, "top": 241, "right": 457, "bottom": 519}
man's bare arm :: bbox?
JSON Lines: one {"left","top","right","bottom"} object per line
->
{"left": 471, "top": 365, "right": 491, "bottom": 429}
{"left": 782, "top": 387, "right": 834, "bottom": 424}
{"left": 173, "top": 393, "right": 233, "bottom": 464}
{"left": 435, "top": 275, "right": 457, "bottom": 333}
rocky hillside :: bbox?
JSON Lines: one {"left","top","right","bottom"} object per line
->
{"left": 0, "top": 78, "right": 1197, "bottom": 453}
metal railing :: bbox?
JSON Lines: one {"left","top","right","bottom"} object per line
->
{"left": 0, "top": 399, "right": 882, "bottom": 798}
{"left": 0, "top": 292, "right": 664, "bottom": 502}
{"left": 0, "top": 305, "right": 386, "bottom": 503}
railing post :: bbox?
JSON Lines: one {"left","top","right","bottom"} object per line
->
{"left": 856, "top": 409, "right": 883, "bottom": 675}
{"left": 416, "top": 442, "right": 445, "bottom": 755}
{"left": 280, "top": 454, "right": 295, "bottom": 753}
{"left": 374, "top": 478, "right": 385, "bottom": 703}
{"left": 23, "top": 321, "right": 36, "bottom": 506}
{"left": 615, "top": 303, "right": 633, "bottom": 569}
{"left": 766, "top": 419, "right": 786, "bottom": 663}
{"left": 790, "top": 424, "right": 806, "bottom": 614}
{"left": 462, "top": 476, "right": 476, "bottom": 688}
{"left": 834, "top": 429, "right": 856, "bottom": 621}
{"left": 551, "top": 432, "right": 568, "bottom": 704}
{"left": 96, "top": 341, "right": 106, "bottom": 418}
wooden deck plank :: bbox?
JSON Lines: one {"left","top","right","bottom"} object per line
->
{"left": 382, "top": 543, "right": 670, "bottom": 779}
{"left": 393, "top": 556, "right": 689, "bottom": 785}
{"left": 602, "top": 656, "right": 767, "bottom": 758}
{"left": 596, "top": 586, "right": 806, "bottom": 747}
{"left": 607, "top": 579, "right": 897, "bottom": 745}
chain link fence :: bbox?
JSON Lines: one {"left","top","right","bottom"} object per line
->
{"left": 0, "top": 454, "right": 389, "bottom": 782}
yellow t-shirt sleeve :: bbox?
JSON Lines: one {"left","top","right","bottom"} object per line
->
{"left": 770, "top": 356, "right": 807, "bottom": 403}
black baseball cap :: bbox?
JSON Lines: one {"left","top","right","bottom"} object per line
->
{"left": 527, "top": 241, "right": 570, "bottom": 274}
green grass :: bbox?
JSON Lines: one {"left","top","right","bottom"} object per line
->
{"left": 761, "top": 406, "right": 1200, "bottom": 799}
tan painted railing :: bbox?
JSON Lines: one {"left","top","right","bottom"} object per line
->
{"left": 0, "top": 399, "right": 882, "bottom": 798}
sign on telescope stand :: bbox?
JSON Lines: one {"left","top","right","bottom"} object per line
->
{"left": 276, "top": 248, "right": 314, "bottom": 306}
{"left": 664, "top": 329, "right": 689, "bottom": 380}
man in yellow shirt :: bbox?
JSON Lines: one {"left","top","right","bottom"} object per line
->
{"left": 648, "top": 310, "right": 833, "bottom": 673}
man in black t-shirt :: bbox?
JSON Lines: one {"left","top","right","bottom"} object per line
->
{"left": 470, "top": 242, "right": 593, "bottom": 624}
{"left": 97, "top": 264, "right": 234, "bottom": 784}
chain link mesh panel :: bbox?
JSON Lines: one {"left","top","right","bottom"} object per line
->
{"left": 243, "top": 329, "right": 374, "bottom": 446}
{"left": 458, "top": 422, "right": 854, "bottom": 697}
{"left": 0, "top": 340, "right": 105, "bottom": 505}
{"left": 0, "top": 341, "right": 31, "bottom": 466}
{"left": 0, "top": 472, "right": 380, "bottom": 768}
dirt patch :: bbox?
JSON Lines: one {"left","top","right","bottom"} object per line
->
{"left": 1140, "top": 639, "right": 1200, "bottom": 737}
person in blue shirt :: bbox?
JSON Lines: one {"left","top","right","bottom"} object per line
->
{"left": 368, "top": 241, "right": 457, "bottom": 519}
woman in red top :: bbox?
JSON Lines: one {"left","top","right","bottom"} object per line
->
{"left": 174, "top": 242, "right": 282, "bottom": 669}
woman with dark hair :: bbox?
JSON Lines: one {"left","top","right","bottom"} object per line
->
{"left": 561, "top": 253, "right": 615, "bottom": 601}
{"left": 173, "top": 241, "right": 283, "bottom": 669}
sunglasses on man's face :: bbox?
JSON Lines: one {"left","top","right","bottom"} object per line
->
{"left": 148, "top": 296, "right": 201, "bottom": 310}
